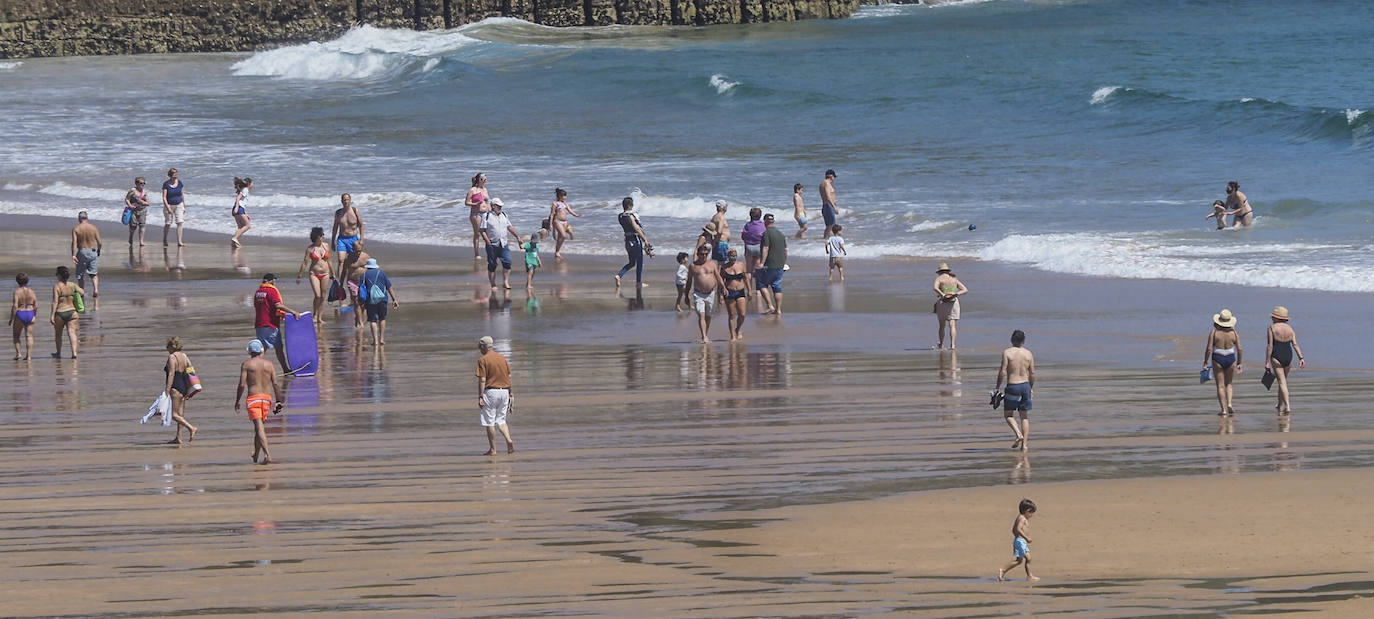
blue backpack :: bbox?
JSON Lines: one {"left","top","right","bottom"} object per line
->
{"left": 362, "top": 271, "right": 387, "bottom": 305}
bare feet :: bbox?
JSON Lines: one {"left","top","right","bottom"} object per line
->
{"left": 613, "top": 275, "right": 621, "bottom": 288}
{"left": 1029, "top": 575, "right": 1041, "bottom": 581}
{"left": 188, "top": 428, "right": 197, "bottom": 442}
{"left": 259, "top": 458, "right": 274, "bottom": 465}
{"left": 1011, "top": 438, "right": 1023, "bottom": 450}
{"left": 482, "top": 450, "right": 498, "bottom": 456}
{"left": 230, "top": 239, "right": 241, "bottom": 249}
{"left": 167, "top": 438, "right": 182, "bottom": 445}
{"left": 506, "top": 441, "right": 515, "bottom": 454}
{"left": 997, "top": 569, "right": 1006, "bottom": 582}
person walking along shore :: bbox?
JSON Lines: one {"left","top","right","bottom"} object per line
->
{"left": 475, "top": 335, "right": 515, "bottom": 456}
{"left": 933, "top": 263, "right": 968, "bottom": 350}
{"left": 1204, "top": 309, "right": 1242, "bottom": 417}
{"left": 1265, "top": 306, "right": 1305, "bottom": 416}
{"left": 615, "top": 197, "right": 651, "bottom": 289}
{"left": 236, "top": 339, "right": 282, "bottom": 464}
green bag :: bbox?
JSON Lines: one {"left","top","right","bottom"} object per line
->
{"left": 73, "top": 287, "right": 86, "bottom": 313}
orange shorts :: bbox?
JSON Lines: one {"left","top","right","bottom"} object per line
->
{"left": 246, "top": 394, "right": 272, "bottom": 421}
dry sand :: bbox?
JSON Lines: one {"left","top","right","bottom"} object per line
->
{"left": 1, "top": 218, "right": 1372, "bottom": 616}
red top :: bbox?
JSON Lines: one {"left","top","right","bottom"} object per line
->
{"left": 254, "top": 283, "right": 283, "bottom": 328}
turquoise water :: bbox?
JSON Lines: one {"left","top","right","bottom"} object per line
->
{"left": 1, "top": 0, "right": 1371, "bottom": 289}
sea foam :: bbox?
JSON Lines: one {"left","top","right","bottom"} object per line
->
{"left": 230, "top": 25, "right": 478, "bottom": 80}
{"left": 709, "top": 74, "right": 740, "bottom": 95}
{"left": 1090, "top": 86, "right": 1122, "bottom": 105}
{"left": 980, "top": 233, "right": 1374, "bottom": 293}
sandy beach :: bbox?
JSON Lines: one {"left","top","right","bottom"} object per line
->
{"left": 2, "top": 216, "right": 1372, "bottom": 617}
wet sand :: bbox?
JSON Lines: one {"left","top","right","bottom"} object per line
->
{"left": 2, "top": 217, "right": 1372, "bottom": 616}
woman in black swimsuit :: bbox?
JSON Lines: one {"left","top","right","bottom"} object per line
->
{"left": 1265, "top": 306, "right": 1305, "bottom": 416}
{"left": 722, "top": 249, "right": 749, "bottom": 341}
{"left": 163, "top": 336, "right": 199, "bottom": 444}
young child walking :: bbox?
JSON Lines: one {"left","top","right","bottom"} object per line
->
{"left": 825, "top": 224, "right": 847, "bottom": 282}
{"left": 997, "top": 498, "right": 1039, "bottom": 582}
{"left": 520, "top": 236, "right": 541, "bottom": 292}
{"left": 674, "top": 251, "right": 690, "bottom": 312}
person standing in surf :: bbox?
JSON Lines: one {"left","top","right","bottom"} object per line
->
{"left": 1203, "top": 309, "right": 1242, "bottom": 417}
{"left": 230, "top": 176, "right": 253, "bottom": 248}
{"left": 296, "top": 227, "right": 335, "bottom": 324}
{"left": 615, "top": 197, "right": 651, "bottom": 289}
{"left": 933, "top": 262, "right": 968, "bottom": 350}
{"left": 819, "top": 170, "right": 839, "bottom": 240}
{"left": 466, "top": 173, "right": 491, "bottom": 259}
{"left": 331, "top": 193, "right": 364, "bottom": 276}
{"left": 236, "top": 339, "right": 283, "bottom": 465}
{"left": 547, "top": 187, "right": 581, "bottom": 260}
{"left": 125, "top": 177, "right": 151, "bottom": 247}
{"left": 161, "top": 168, "right": 187, "bottom": 247}
{"left": 253, "top": 273, "right": 301, "bottom": 371}
{"left": 1224, "top": 181, "right": 1254, "bottom": 227}
{"left": 793, "top": 183, "right": 808, "bottom": 239}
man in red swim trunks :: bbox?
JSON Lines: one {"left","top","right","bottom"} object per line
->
{"left": 235, "top": 339, "right": 283, "bottom": 464}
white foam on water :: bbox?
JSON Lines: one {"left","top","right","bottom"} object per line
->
{"left": 1346, "top": 108, "right": 1367, "bottom": 125}
{"left": 626, "top": 188, "right": 728, "bottom": 220}
{"left": 0, "top": 61, "right": 21, "bottom": 71}
{"left": 230, "top": 25, "right": 478, "bottom": 80}
{"left": 3, "top": 182, "right": 35, "bottom": 191}
{"left": 709, "top": 74, "right": 739, "bottom": 95}
{"left": 980, "top": 233, "right": 1374, "bottom": 292}
{"left": 1090, "top": 85, "right": 1122, "bottom": 105}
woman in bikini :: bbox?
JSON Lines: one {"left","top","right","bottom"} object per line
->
{"left": 722, "top": 249, "right": 749, "bottom": 341}
{"left": 1203, "top": 308, "right": 1242, "bottom": 416}
{"left": 163, "top": 336, "right": 198, "bottom": 444}
{"left": 51, "top": 265, "right": 82, "bottom": 358}
{"left": 296, "top": 226, "right": 335, "bottom": 323}
{"left": 547, "top": 187, "right": 581, "bottom": 259}
{"left": 1265, "top": 306, "right": 1305, "bottom": 416}
{"left": 1224, "top": 181, "right": 1254, "bottom": 227}
{"left": 10, "top": 272, "right": 37, "bottom": 360}
{"left": 230, "top": 176, "right": 253, "bottom": 248}
{"left": 466, "top": 173, "right": 490, "bottom": 259}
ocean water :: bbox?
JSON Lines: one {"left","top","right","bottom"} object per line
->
{"left": 2, "top": 0, "right": 1372, "bottom": 291}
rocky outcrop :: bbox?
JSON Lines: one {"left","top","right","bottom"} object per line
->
{"left": 0, "top": 0, "right": 860, "bottom": 58}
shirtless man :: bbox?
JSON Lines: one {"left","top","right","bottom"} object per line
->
{"left": 71, "top": 211, "right": 102, "bottom": 297}
{"left": 330, "top": 193, "right": 365, "bottom": 275}
{"left": 792, "top": 183, "right": 808, "bottom": 239}
{"left": 688, "top": 244, "right": 726, "bottom": 343}
{"left": 710, "top": 200, "right": 732, "bottom": 262}
{"left": 819, "top": 169, "right": 838, "bottom": 240}
{"left": 342, "top": 246, "right": 372, "bottom": 327}
{"left": 993, "top": 330, "right": 1035, "bottom": 451}
{"left": 234, "top": 339, "right": 283, "bottom": 465}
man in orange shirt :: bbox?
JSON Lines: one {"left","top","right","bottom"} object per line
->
{"left": 475, "top": 335, "right": 515, "bottom": 456}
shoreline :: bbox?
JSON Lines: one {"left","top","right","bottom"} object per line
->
{"left": 4, "top": 209, "right": 1374, "bottom": 616}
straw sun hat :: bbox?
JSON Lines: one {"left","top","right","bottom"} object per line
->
{"left": 1212, "top": 308, "right": 1237, "bottom": 328}
{"left": 1271, "top": 306, "right": 1290, "bottom": 320}
{"left": 936, "top": 262, "right": 951, "bottom": 273}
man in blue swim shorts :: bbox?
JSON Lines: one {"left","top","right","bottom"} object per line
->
{"left": 819, "top": 169, "right": 838, "bottom": 240}
{"left": 71, "top": 211, "right": 102, "bottom": 297}
{"left": 331, "top": 193, "right": 365, "bottom": 274}
{"left": 994, "top": 330, "right": 1036, "bottom": 451}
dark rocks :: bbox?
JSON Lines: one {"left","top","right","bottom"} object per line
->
{"left": 0, "top": 0, "right": 861, "bottom": 58}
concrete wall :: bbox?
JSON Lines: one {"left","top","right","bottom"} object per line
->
{"left": 0, "top": 0, "right": 860, "bottom": 58}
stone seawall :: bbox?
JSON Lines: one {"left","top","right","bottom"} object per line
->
{"left": 0, "top": 0, "right": 858, "bottom": 58}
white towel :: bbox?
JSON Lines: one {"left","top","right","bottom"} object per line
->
{"left": 140, "top": 392, "right": 171, "bottom": 426}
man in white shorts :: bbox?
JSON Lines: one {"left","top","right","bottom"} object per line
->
{"left": 688, "top": 244, "right": 725, "bottom": 343}
{"left": 475, "top": 335, "right": 515, "bottom": 455}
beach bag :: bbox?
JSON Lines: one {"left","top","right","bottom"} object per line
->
{"left": 72, "top": 288, "right": 86, "bottom": 313}
{"left": 1261, "top": 368, "right": 1276, "bottom": 391}
{"left": 185, "top": 364, "right": 204, "bottom": 399}
{"left": 121, "top": 206, "right": 132, "bottom": 226}
{"left": 327, "top": 278, "right": 346, "bottom": 302}
{"left": 364, "top": 272, "right": 387, "bottom": 305}
{"left": 1199, "top": 366, "right": 1213, "bottom": 384}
